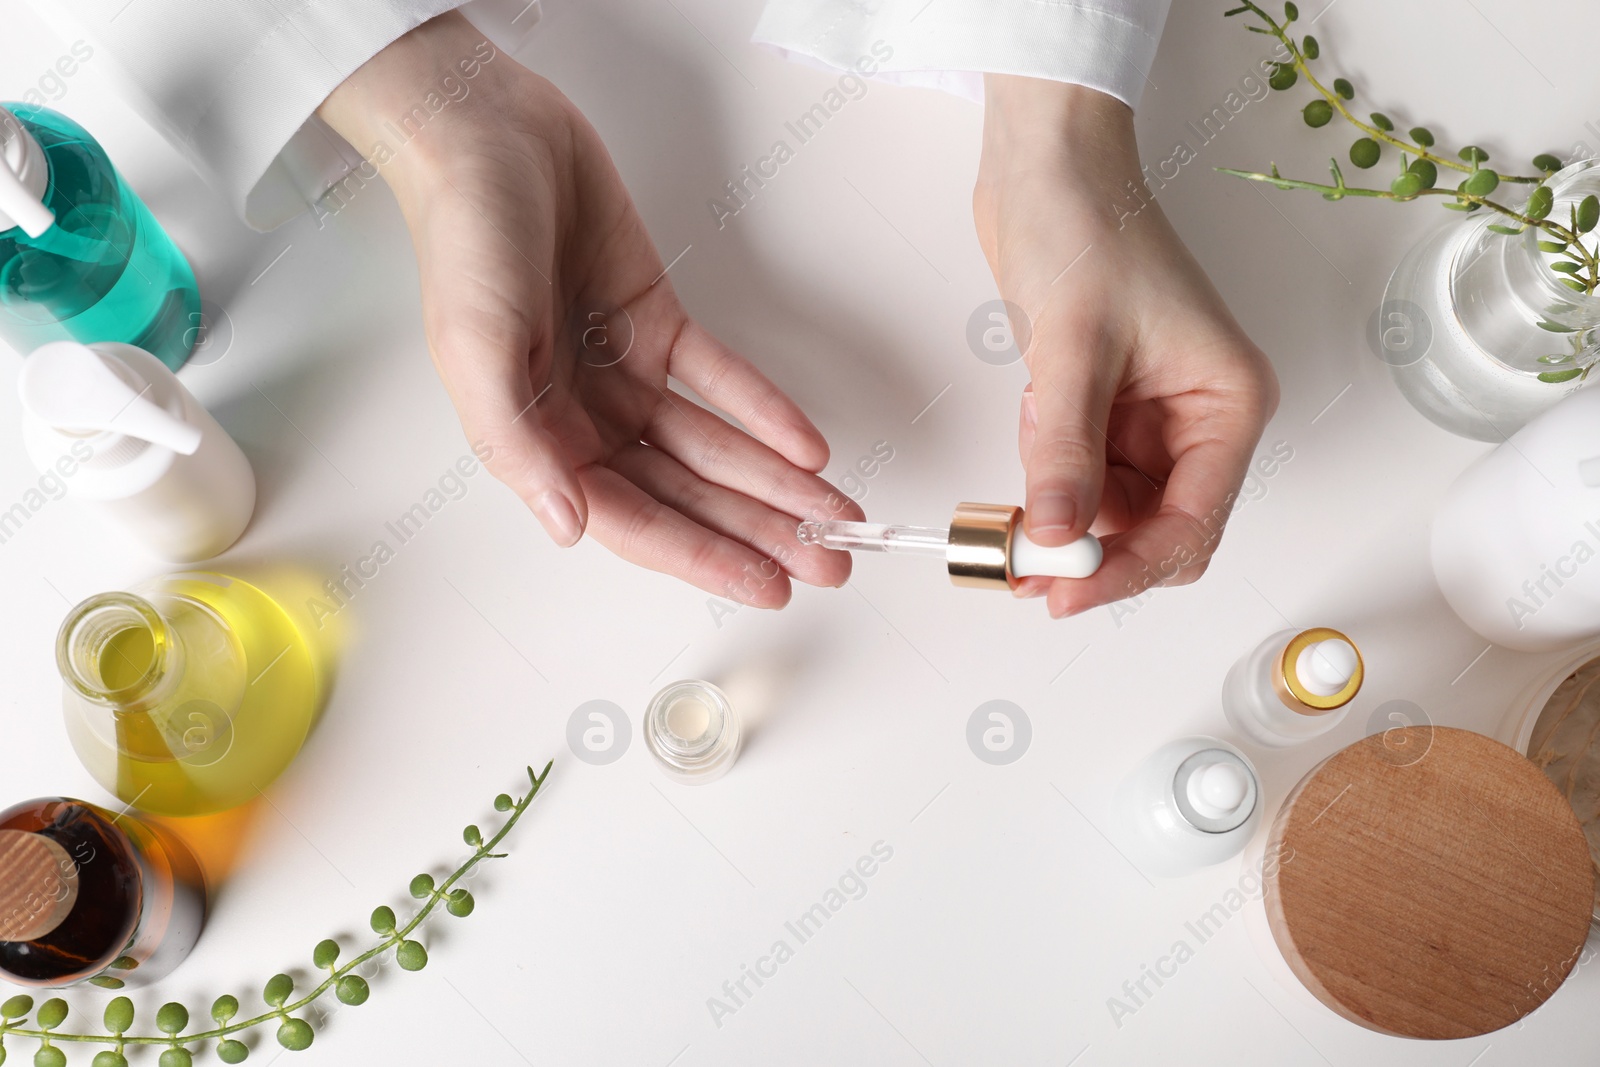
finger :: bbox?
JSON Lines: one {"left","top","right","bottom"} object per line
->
{"left": 668, "top": 322, "right": 831, "bottom": 473}
{"left": 1024, "top": 336, "right": 1117, "bottom": 547}
{"left": 578, "top": 464, "right": 794, "bottom": 608}
{"left": 1018, "top": 384, "right": 1037, "bottom": 466}
{"left": 1045, "top": 431, "right": 1258, "bottom": 619}
{"left": 644, "top": 393, "right": 865, "bottom": 525}
{"left": 415, "top": 223, "right": 588, "bottom": 548}
{"left": 611, "top": 445, "right": 852, "bottom": 589}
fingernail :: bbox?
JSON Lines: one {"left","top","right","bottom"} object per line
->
{"left": 1029, "top": 491, "right": 1076, "bottom": 536}
{"left": 533, "top": 491, "right": 583, "bottom": 547}
{"left": 1021, "top": 390, "right": 1037, "bottom": 432}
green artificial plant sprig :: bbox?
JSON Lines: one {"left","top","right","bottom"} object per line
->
{"left": 0, "top": 761, "right": 553, "bottom": 1067}
{"left": 1217, "top": 0, "right": 1600, "bottom": 383}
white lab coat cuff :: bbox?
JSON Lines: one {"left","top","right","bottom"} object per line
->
{"left": 753, "top": 0, "right": 1169, "bottom": 109}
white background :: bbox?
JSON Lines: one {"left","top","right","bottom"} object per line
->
{"left": 3, "top": 0, "right": 1598, "bottom": 1063}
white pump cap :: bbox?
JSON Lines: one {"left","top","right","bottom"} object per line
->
{"left": 1186, "top": 761, "right": 1250, "bottom": 820}
{"left": 19, "top": 341, "right": 202, "bottom": 460}
{"left": 1008, "top": 530, "right": 1103, "bottom": 580}
{"left": 1296, "top": 638, "right": 1359, "bottom": 697}
{"left": 0, "top": 108, "right": 54, "bottom": 238}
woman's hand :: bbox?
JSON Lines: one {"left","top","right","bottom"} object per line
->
{"left": 974, "top": 76, "right": 1279, "bottom": 618}
{"left": 319, "top": 12, "right": 857, "bottom": 607}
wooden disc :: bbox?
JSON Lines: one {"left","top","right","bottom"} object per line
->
{"left": 1265, "top": 726, "right": 1594, "bottom": 1039}
{"left": 0, "top": 830, "right": 79, "bottom": 942}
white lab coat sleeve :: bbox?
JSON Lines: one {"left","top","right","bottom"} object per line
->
{"left": 19, "top": 0, "right": 540, "bottom": 231}
{"left": 752, "top": 0, "right": 1170, "bottom": 109}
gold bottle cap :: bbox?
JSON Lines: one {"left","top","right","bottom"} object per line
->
{"left": 947, "top": 503, "right": 1019, "bottom": 591}
{"left": 1271, "top": 627, "right": 1363, "bottom": 715}
{"left": 0, "top": 830, "right": 80, "bottom": 942}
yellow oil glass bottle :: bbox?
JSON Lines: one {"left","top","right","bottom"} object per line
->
{"left": 56, "top": 572, "right": 317, "bottom": 816}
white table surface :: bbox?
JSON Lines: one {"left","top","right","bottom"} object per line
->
{"left": 4, "top": 1, "right": 1597, "bottom": 1064}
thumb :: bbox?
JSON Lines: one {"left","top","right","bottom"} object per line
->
{"left": 422, "top": 303, "right": 589, "bottom": 549}
{"left": 1023, "top": 353, "right": 1112, "bottom": 547}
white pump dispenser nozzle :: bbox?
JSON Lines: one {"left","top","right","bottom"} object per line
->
{"left": 0, "top": 108, "right": 54, "bottom": 238}
{"left": 18, "top": 341, "right": 256, "bottom": 562}
{"left": 1186, "top": 761, "right": 1250, "bottom": 820}
{"left": 20, "top": 342, "right": 203, "bottom": 456}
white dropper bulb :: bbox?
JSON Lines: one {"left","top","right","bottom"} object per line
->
{"left": 1296, "top": 638, "right": 1358, "bottom": 697}
{"left": 0, "top": 108, "right": 54, "bottom": 238}
{"left": 19, "top": 342, "right": 202, "bottom": 456}
{"left": 1008, "top": 529, "right": 1103, "bottom": 580}
{"left": 1186, "top": 760, "right": 1250, "bottom": 820}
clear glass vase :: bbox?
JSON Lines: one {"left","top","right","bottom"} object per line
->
{"left": 1379, "top": 158, "right": 1600, "bottom": 441}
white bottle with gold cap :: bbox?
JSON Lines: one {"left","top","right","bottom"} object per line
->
{"left": 1223, "top": 628, "right": 1363, "bottom": 747}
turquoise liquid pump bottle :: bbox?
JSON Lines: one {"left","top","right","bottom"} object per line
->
{"left": 0, "top": 104, "right": 200, "bottom": 369}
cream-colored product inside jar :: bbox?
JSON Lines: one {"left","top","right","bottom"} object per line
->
{"left": 1527, "top": 655, "right": 1600, "bottom": 914}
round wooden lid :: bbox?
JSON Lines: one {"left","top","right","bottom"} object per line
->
{"left": 1265, "top": 726, "right": 1594, "bottom": 1039}
{"left": 0, "top": 830, "right": 79, "bottom": 942}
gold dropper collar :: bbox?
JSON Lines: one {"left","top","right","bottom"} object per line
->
{"left": 947, "top": 502, "right": 1019, "bottom": 590}
{"left": 1271, "top": 627, "right": 1364, "bottom": 715}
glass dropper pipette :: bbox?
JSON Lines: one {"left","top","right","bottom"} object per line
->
{"left": 796, "top": 504, "right": 1102, "bottom": 590}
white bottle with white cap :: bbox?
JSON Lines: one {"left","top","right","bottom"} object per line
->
{"left": 1222, "top": 628, "right": 1364, "bottom": 747}
{"left": 1113, "top": 736, "right": 1261, "bottom": 877}
{"left": 18, "top": 340, "right": 255, "bottom": 562}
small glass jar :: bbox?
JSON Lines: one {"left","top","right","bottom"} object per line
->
{"left": 644, "top": 681, "right": 740, "bottom": 783}
{"left": 1383, "top": 158, "right": 1600, "bottom": 440}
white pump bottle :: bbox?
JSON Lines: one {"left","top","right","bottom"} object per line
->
{"left": 18, "top": 341, "right": 255, "bottom": 562}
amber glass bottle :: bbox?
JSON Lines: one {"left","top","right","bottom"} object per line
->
{"left": 0, "top": 798, "right": 205, "bottom": 987}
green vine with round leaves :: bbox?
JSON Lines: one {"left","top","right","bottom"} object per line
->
{"left": 1218, "top": 0, "right": 1600, "bottom": 382}
{"left": 0, "top": 761, "right": 552, "bottom": 1066}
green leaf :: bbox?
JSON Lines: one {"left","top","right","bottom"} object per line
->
{"left": 1269, "top": 62, "right": 1297, "bottom": 90}
{"left": 35, "top": 1000, "right": 67, "bottom": 1030}
{"left": 463, "top": 825, "right": 483, "bottom": 848}
{"left": 370, "top": 906, "right": 397, "bottom": 935}
{"left": 1539, "top": 368, "right": 1584, "bottom": 383}
{"left": 1303, "top": 35, "right": 1320, "bottom": 58}
{"left": 33, "top": 1048, "right": 65, "bottom": 1067}
{"left": 410, "top": 873, "right": 435, "bottom": 898}
{"left": 1390, "top": 172, "right": 1423, "bottom": 198}
{"left": 1333, "top": 77, "right": 1354, "bottom": 99}
{"left": 87, "top": 977, "right": 124, "bottom": 990}
{"left": 103, "top": 997, "right": 135, "bottom": 1034}
{"left": 1561, "top": 277, "right": 1587, "bottom": 291}
{"left": 396, "top": 940, "right": 429, "bottom": 971}
{"left": 1533, "top": 153, "right": 1563, "bottom": 173}
{"left": 1487, "top": 224, "right": 1522, "bottom": 235}
{"left": 91, "top": 1053, "right": 129, "bottom": 1067}
{"left": 155, "top": 1003, "right": 189, "bottom": 1035}
{"left": 2, "top": 996, "right": 34, "bottom": 1020}
{"left": 1349, "top": 138, "right": 1381, "bottom": 169}
{"left": 158, "top": 1049, "right": 193, "bottom": 1067}
{"left": 493, "top": 793, "right": 514, "bottom": 812}
{"left": 336, "top": 976, "right": 371, "bottom": 1006}
{"left": 1285, "top": 1, "right": 1299, "bottom": 20}
{"left": 1459, "top": 145, "right": 1489, "bottom": 164}
{"left": 1463, "top": 169, "right": 1500, "bottom": 196}
{"left": 1579, "top": 194, "right": 1599, "bottom": 232}
{"left": 1528, "top": 185, "right": 1554, "bottom": 220}
{"left": 1538, "top": 321, "right": 1577, "bottom": 332}
{"left": 1370, "top": 112, "right": 1394, "bottom": 131}
{"left": 1407, "top": 158, "right": 1438, "bottom": 189}
{"left": 1442, "top": 202, "right": 1473, "bottom": 211}
{"left": 1538, "top": 240, "right": 1568, "bottom": 253}
{"left": 264, "top": 973, "right": 294, "bottom": 1008}
{"left": 1302, "top": 100, "right": 1333, "bottom": 127}
{"left": 1410, "top": 126, "right": 1435, "bottom": 147}
{"left": 447, "top": 889, "right": 476, "bottom": 918}
{"left": 211, "top": 995, "right": 240, "bottom": 1024}
{"left": 1551, "top": 261, "right": 1582, "bottom": 273}
{"left": 216, "top": 1041, "right": 250, "bottom": 1065}
{"left": 312, "top": 940, "right": 340, "bottom": 970}
{"left": 277, "top": 1019, "right": 315, "bottom": 1052}
{"left": 1223, "top": 4, "right": 1248, "bottom": 12}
